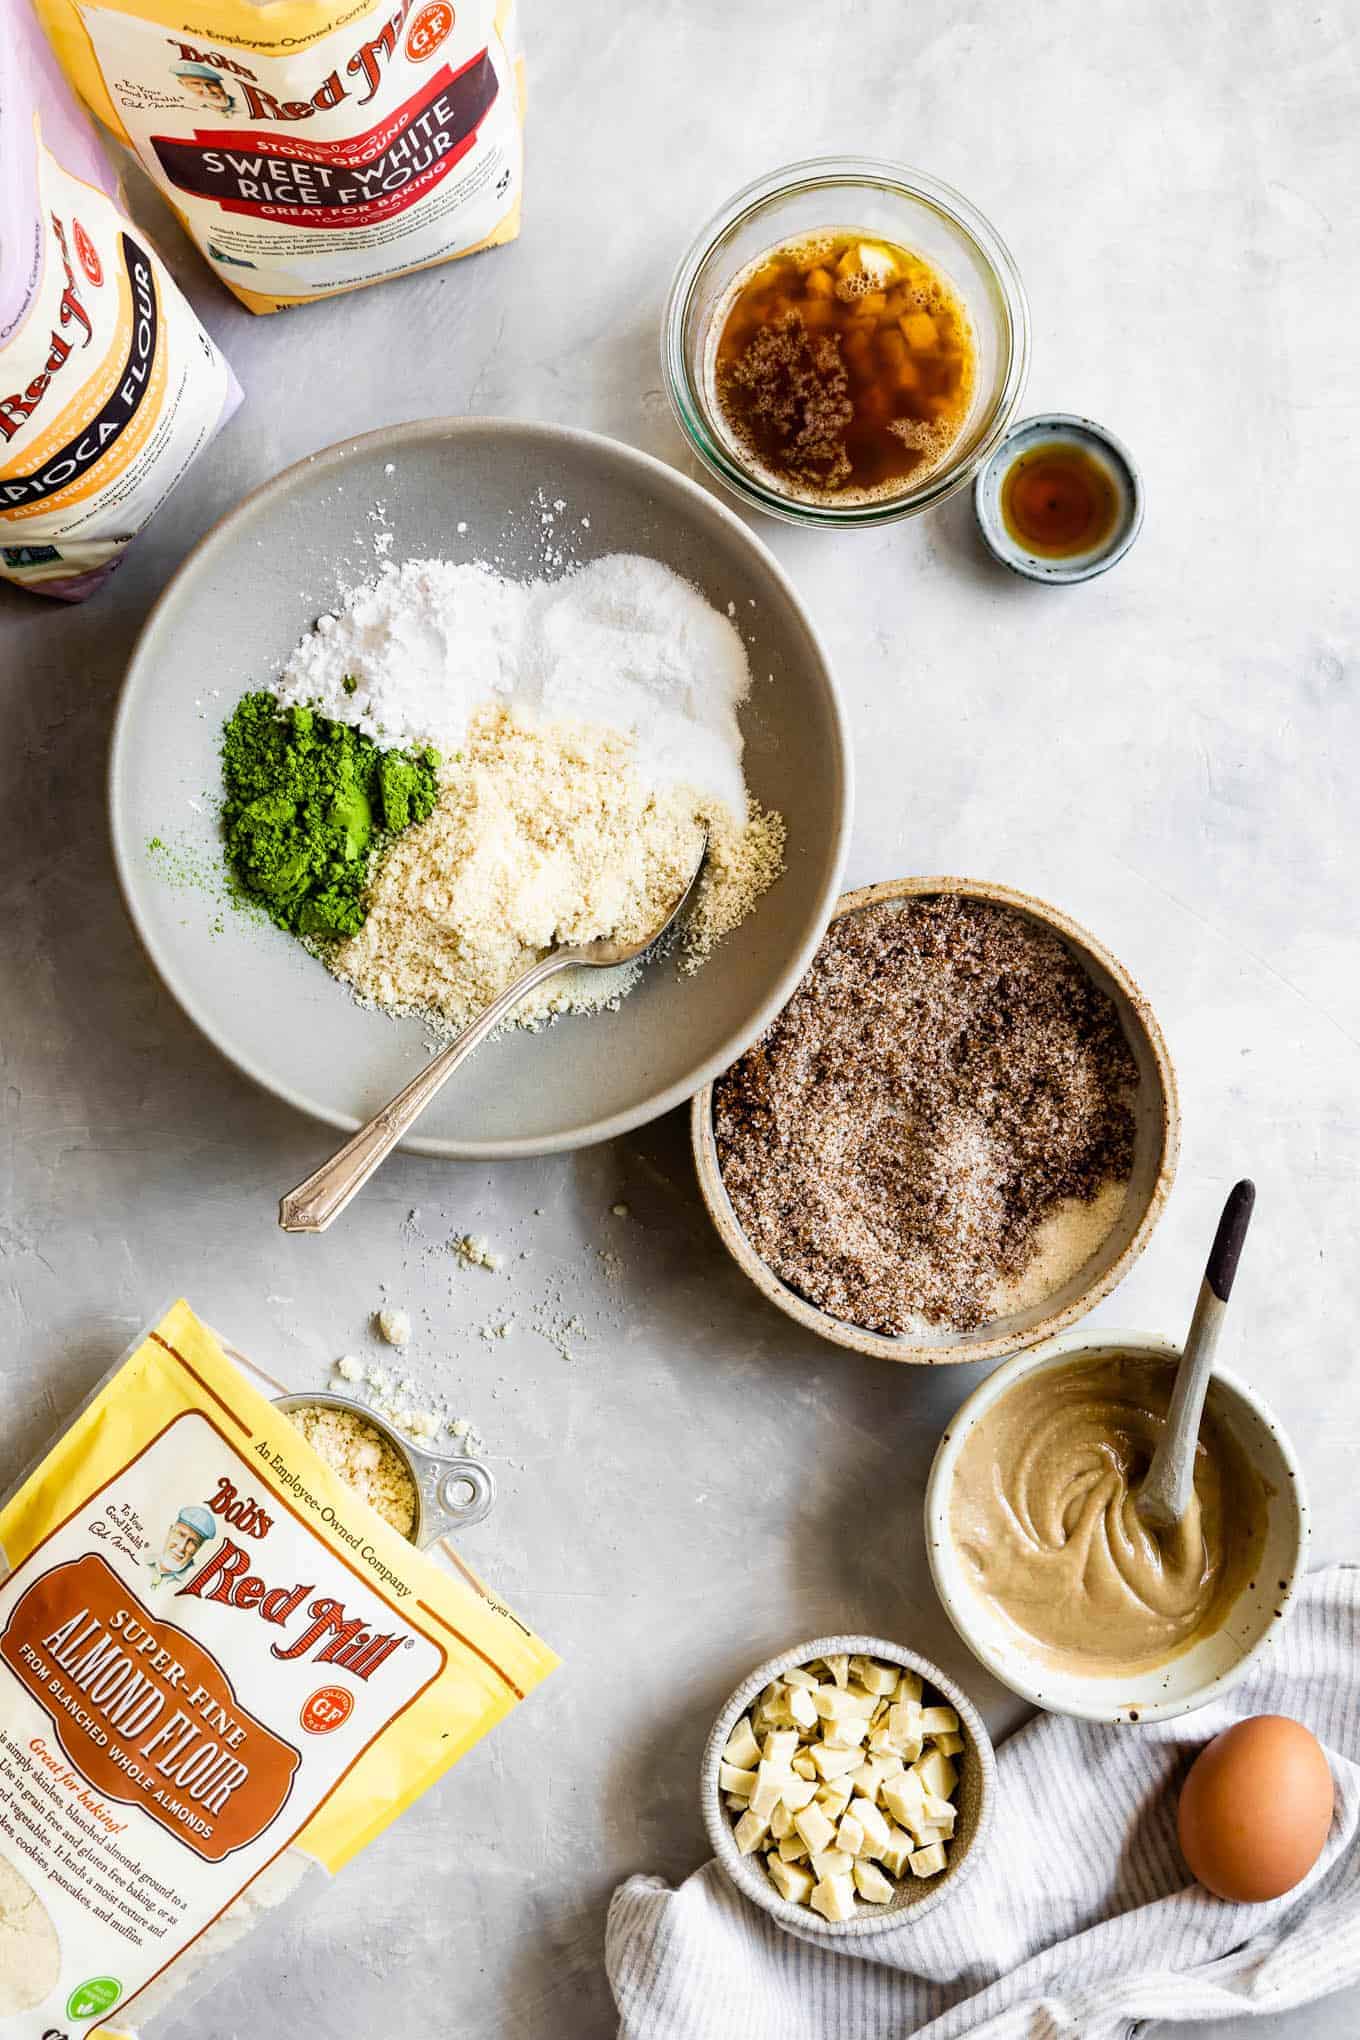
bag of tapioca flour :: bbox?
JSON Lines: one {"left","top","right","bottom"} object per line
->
{"left": 0, "top": 0, "right": 241, "bottom": 600}
{"left": 33, "top": 0, "right": 525, "bottom": 313}
{"left": 0, "top": 1300, "right": 556, "bottom": 2034}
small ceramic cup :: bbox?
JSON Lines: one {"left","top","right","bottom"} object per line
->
{"left": 973, "top": 412, "right": 1144, "bottom": 583}
{"left": 702, "top": 1633, "right": 995, "bottom": 1937}
{"left": 925, "top": 1329, "right": 1309, "bottom": 1723}
{"left": 274, "top": 1391, "right": 495, "bottom": 1549}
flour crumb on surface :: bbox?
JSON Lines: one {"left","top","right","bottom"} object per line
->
{"left": 377, "top": 1306, "right": 412, "bottom": 1346}
{"left": 334, "top": 1354, "right": 364, "bottom": 1382}
{"left": 453, "top": 1232, "right": 504, "bottom": 1272}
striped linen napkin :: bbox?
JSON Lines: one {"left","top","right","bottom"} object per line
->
{"left": 607, "top": 1567, "right": 1359, "bottom": 2040}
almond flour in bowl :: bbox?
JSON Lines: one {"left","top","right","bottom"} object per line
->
{"left": 272, "top": 551, "right": 785, "bottom": 1034}
{"left": 693, "top": 877, "right": 1179, "bottom": 1364}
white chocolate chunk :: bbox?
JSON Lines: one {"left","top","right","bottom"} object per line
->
{"left": 750, "top": 1761, "right": 787, "bottom": 1820}
{"left": 823, "top": 1715, "right": 869, "bottom": 1750}
{"left": 810, "top": 1872, "right": 857, "bottom": 1923}
{"left": 853, "top": 1859, "right": 895, "bottom": 1904}
{"left": 849, "top": 1796, "right": 892, "bottom": 1858}
{"left": 779, "top": 1773, "right": 818, "bottom": 1813}
{"left": 792, "top": 1802, "right": 837, "bottom": 1856}
{"left": 723, "top": 1718, "right": 761, "bottom": 1771}
{"left": 920, "top": 1706, "right": 959, "bottom": 1736}
{"left": 719, "top": 1763, "right": 756, "bottom": 1798}
{"left": 850, "top": 1657, "right": 901, "bottom": 1695}
{"left": 915, "top": 1749, "right": 958, "bottom": 1801}
{"left": 788, "top": 1684, "right": 819, "bottom": 1729}
{"left": 770, "top": 1801, "right": 793, "bottom": 1840}
{"left": 782, "top": 1666, "right": 819, "bottom": 1691}
{"left": 814, "top": 1780, "right": 852, "bottom": 1822}
{"left": 881, "top": 1770, "right": 927, "bottom": 1832}
{"left": 921, "top": 1792, "right": 957, "bottom": 1834}
{"left": 768, "top": 1855, "right": 815, "bottom": 1905}
{"left": 821, "top": 1653, "right": 850, "bottom": 1689}
{"left": 933, "top": 1731, "right": 965, "bottom": 1756}
{"left": 809, "top": 1847, "right": 853, "bottom": 1881}
{"left": 895, "top": 1670, "right": 924, "bottom": 1703}
{"left": 836, "top": 1813, "right": 865, "bottom": 1857}
{"left": 909, "top": 1842, "right": 948, "bottom": 1878}
{"left": 811, "top": 1744, "right": 862, "bottom": 1780}
{"left": 877, "top": 1825, "right": 915, "bottom": 1877}
{"left": 734, "top": 1809, "right": 769, "bottom": 1854}
{"left": 763, "top": 1729, "right": 800, "bottom": 1768}
{"left": 791, "top": 1752, "right": 818, "bottom": 1780}
{"left": 778, "top": 1833, "right": 810, "bottom": 1862}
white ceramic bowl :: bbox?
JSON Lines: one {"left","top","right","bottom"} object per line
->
{"left": 925, "top": 1329, "right": 1309, "bottom": 1723}
{"left": 701, "top": 1633, "right": 995, "bottom": 1937}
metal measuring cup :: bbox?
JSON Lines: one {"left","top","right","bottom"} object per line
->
{"left": 274, "top": 1391, "right": 495, "bottom": 1548}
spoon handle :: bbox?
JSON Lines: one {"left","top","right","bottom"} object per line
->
{"left": 1137, "top": 1179, "right": 1256, "bottom": 1531}
{"left": 278, "top": 949, "right": 572, "bottom": 1233}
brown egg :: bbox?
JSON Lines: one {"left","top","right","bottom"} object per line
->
{"left": 1178, "top": 1715, "right": 1334, "bottom": 1902}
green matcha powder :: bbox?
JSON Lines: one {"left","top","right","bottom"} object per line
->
{"left": 220, "top": 691, "right": 439, "bottom": 942}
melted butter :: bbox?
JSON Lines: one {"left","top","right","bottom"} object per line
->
{"left": 950, "top": 1351, "right": 1267, "bottom": 1673}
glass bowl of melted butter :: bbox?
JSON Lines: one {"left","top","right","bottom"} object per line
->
{"left": 925, "top": 1329, "right": 1308, "bottom": 1724}
{"left": 663, "top": 157, "right": 1029, "bottom": 525}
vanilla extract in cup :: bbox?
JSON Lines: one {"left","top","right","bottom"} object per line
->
{"left": 708, "top": 232, "right": 977, "bottom": 506}
{"left": 1000, "top": 440, "right": 1121, "bottom": 558}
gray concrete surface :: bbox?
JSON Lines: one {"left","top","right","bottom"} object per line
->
{"left": 2, "top": 0, "right": 1357, "bottom": 2033}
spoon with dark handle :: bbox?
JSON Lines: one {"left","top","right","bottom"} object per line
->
{"left": 1135, "top": 1178, "right": 1256, "bottom": 1533}
{"left": 279, "top": 834, "right": 708, "bottom": 1234}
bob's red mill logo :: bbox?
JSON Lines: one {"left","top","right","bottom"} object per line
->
{"left": 149, "top": 5, "right": 497, "bottom": 231}
{"left": 176, "top": 1477, "right": 408, "bottom": 1681}
{"left": 165, "top": 0, "right": 428, "bottom": 121}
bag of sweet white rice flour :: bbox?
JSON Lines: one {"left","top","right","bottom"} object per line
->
{"left": 1, "top": 0, "right": 240, "bottom": 600}
{"left": 0, "top": 1300, "right": 556, "bottom": 2034}
{"left": 34, "top": 0, "right": 526, "bottom": 313}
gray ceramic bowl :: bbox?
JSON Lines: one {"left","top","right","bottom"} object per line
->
{"left": 702, "top": 1634, "right": 994, "bottom": 1938}
{"left": 109, "top": 419, "right": 851, "bottom": 1158}
{"left": 973, "top": 412, "right": 1144, "bottom": 583}
{"left": 693, "top": 875, "right": 1180, "bottom": 1364}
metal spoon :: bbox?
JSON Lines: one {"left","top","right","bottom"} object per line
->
{"left": 279, "top": 834, "right": 708, "bottom": 1233}
{"left": 1135, "top": 1178, "right": 1256, "bottom": 1533}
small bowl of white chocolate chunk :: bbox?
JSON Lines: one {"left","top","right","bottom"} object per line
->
{"left": 702, "top": 1635, "right": 995, "bottom": 1934}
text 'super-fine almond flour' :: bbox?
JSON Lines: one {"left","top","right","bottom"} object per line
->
{"left": 0, "top": 1301, "right": 556, "bottom": 2033}
{"left": 35, "top": 0, "right": 525, "bottom": 313}
{"left": 1, "top": 6, "right": 241, "bottom": 600}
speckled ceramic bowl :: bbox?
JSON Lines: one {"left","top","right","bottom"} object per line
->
{"left": 925, "top": 1330, "right": 1309, "bottom": 1723}
{"left": 702, "top": 1634, "right": 995, "bottom": 1937}
{"left": 692, "top": 875, "right": 1180, "bottom": 1365}
{"left": 973, "top": 413, "right": 1144, "bottom": 583}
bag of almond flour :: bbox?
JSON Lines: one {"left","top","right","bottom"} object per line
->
{"left": 33, "top": 0, "right": 525, "bottom": 313}
{"left": 0, "top": 1300, "right": 556, "bottom": 2033}
{"left": 1, "top": 0, "right": 240, "bottom": 599}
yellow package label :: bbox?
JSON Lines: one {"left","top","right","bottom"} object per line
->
{"left": 34, "top": 0, "right": 525, "bottom": 312}
{"left": 0, "top": 1300, "right": 556, "bottom": 2033}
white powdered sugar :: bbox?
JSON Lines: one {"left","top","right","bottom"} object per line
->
{"left": 276, "top": 553, "right": 753, "bottom": 820}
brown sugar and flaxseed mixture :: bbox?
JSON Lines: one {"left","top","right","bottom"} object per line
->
{"left": 713, "top": 896, "right": 1140, "bottom": 1334}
